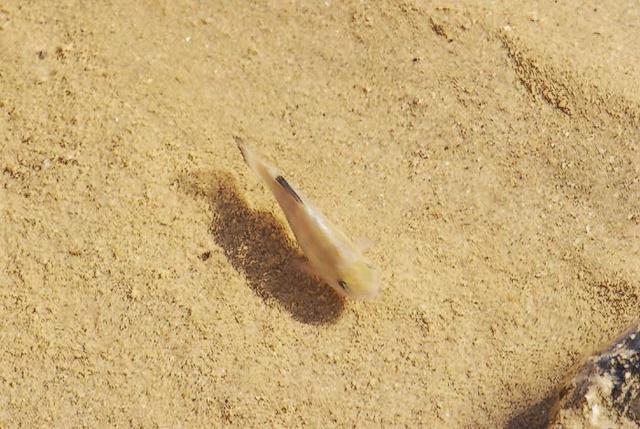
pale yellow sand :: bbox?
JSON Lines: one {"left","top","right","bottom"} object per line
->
{"left": 1, "top": 2, "right": 639, "bottom": 428}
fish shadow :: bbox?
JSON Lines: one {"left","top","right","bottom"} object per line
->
{"left": 180, "top": 170, "right": 345, "bottom": 325}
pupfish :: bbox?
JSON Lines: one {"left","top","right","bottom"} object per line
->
{"left": 236, "top": 139, "right": 379, "bottom": 300}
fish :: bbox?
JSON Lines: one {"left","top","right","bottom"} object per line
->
{"left": 235, "top": 139, "right": 379, "bottom": 300}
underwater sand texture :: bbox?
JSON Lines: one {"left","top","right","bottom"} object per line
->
{"left": 1, "top": 1, "right": 639, "bottom": 428}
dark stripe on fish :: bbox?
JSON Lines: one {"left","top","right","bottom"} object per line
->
{"left": 275, "top": 175, "right": 303, "bottom": 204}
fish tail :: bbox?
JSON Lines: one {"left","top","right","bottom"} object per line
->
{"left": 235, "top": 138, "right": 278, "bottom": 183}
{"left": 235, "top": 138, "right": 305, "bottom": 207}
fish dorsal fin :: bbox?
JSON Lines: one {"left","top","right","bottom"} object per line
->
{"left": 354, "top": 237, "right": 373, "bottom": 254}
{"left": 275, "top": 175, "right": 303, "bottom": 204}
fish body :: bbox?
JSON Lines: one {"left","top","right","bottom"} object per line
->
{"left": 236, "top": 140, "right": 379, "bottom": 300}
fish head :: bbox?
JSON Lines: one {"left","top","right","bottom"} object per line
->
{"left": 336, "top": 258, "right": 380, "bottom": 300}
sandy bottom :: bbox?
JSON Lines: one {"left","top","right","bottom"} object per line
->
{"left": 1, "top": 1, "right": 639, "bottom": 428}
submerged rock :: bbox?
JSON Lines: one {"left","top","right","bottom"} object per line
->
{"left": 549, "top": 320, "right": 640, "bottom": 429}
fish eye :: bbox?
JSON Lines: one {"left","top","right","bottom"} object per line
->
{"left": 338, "top": 280, "right": 348, "bottom": 290}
